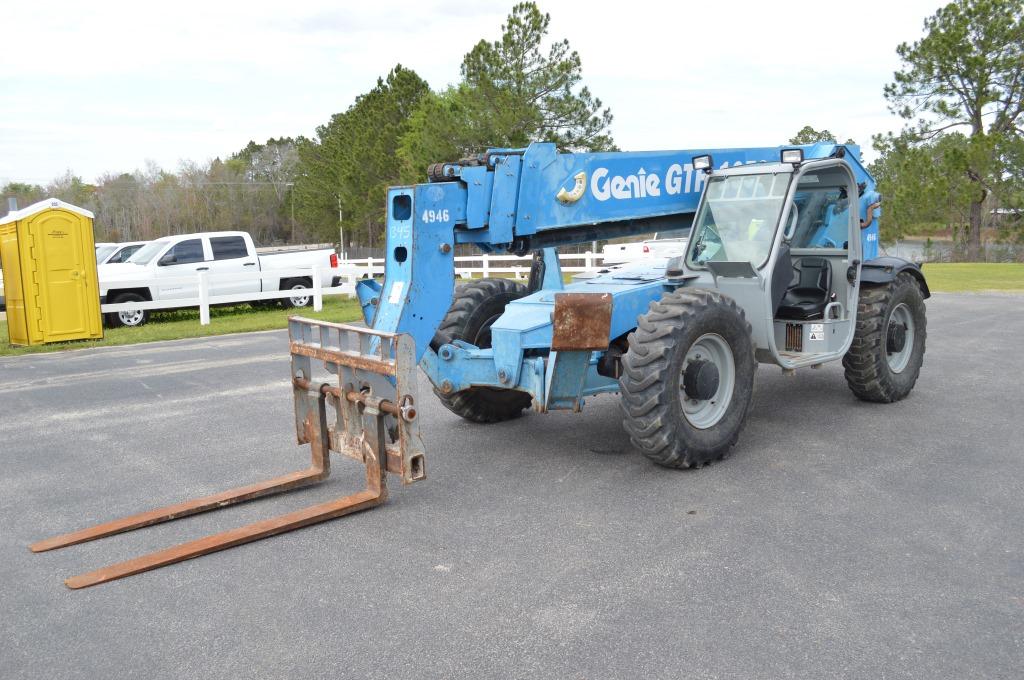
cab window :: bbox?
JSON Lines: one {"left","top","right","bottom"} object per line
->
{"left": 788, "top": 188, "right": 850, "bottom": 250}
{"left": 211, "top": 236, "right": 248, "bottom": 260}
{"left": 163, "top": 239, "right": 205, "bottom": 265}
{"left": 111, "top": 245, "right": 143, "bottom": 263}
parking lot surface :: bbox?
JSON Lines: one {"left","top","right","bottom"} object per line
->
{"left": 1, "top": 292, "right": 1022, "bottom": 679}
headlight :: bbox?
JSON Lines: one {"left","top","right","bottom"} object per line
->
{"left": 691, "top": 154, "right": 713, "bottom": 173}
{"left": 780, "top": 149, "right": 804, "bottom": 165}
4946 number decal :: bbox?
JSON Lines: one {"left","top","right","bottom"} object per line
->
{"left": 421, "top": 209, "right": 450, "bottom": 223}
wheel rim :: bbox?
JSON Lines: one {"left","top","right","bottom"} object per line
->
{"left": 118, "top": 309, "right": 144, "bottom": 326}
{"left": 289, "top": 284, "right": 310, "bottom": 307}
{"left": 679, "top": 333, "right": 735, "bottom": 429}
{"left": 886, "top": 302, "right": 915, "bottom": 373}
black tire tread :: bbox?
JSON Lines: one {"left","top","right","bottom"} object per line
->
{"left": 432, "top": 278, "right": 532, "bottom": 423}
{"left": 843, "top": 272, "right": 927, "bottom": 402}
{"left": 105, "top": 292, "right": 148, "bottom": 328}
{"left": 281, "top": 278, "right": 313, "bottom": 308}
{"left": 619, "top": 288, "right": 755, "bottom": 469}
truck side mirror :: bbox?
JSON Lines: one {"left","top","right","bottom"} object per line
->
{"left": 158, "top": 253, "right": 176, "bottom": 266}
{"left": 847, "top": 259, "right": 860, "bottom": 284}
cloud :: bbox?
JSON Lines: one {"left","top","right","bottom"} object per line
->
{"left": 2, "top": 0, "right": 939, "bottom": 183}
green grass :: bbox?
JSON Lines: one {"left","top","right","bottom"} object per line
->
{"left": 922, "top": 263, "right": 1024, "bottom": 292}
{"left": 0, "top": 297, "right": 364, "bottom": 357}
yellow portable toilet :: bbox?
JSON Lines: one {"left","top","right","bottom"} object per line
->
{"left": 0, "top": 198, "right": 103, "bottom": 346}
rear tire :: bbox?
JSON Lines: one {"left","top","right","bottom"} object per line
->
{"left": 431, "top": 278, "right": 532, "bottom": 423}
{"left": 105, "top": 293, "right": 148, "bottom": 328}
{"left": 620, "top": 289, "right": 756, "bottom": 469}
{"left": 281, "top": 279, "right": 312, "bottom": 308}
{"left": 843, "top": 273, "right": 927, "bottom": 402}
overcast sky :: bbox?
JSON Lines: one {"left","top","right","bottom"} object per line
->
{"left": 2, "top": 0, "right": 943, "bottom": 186}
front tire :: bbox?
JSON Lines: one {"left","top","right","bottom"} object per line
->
{"left": 620, "top": 289, "right": 756, "bottom": 469}
{"left": 431, "top": 278, "right": 532, "bottom": 423}
{"left": 843, "top": 273, "right": 927, "bottom": 402}
{"left": 105, "top": 293, "right": 148, "bottom": 328}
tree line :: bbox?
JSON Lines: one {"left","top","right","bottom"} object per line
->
{"left": 2, "top": 0, "right": 1021, "bottom": 259}
{"left": 2, "top": 140, "right": 301, "bottom": 246}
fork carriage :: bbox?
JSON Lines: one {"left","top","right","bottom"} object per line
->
{"left": 32, "top": 317, "right": 425, "bottom": 588}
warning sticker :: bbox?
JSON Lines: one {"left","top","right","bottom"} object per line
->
{"left": 388, "top": 281, "right": 405, "bottom": 304}
{"left": 809, "top": 331, "right": 824, "bottom": 341}
{"left": 810, "top": 323, "right": 824, "bottom": 333}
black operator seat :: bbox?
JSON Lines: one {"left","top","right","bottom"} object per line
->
{"left": 776, "top": 258, "right": 832, "bottom": 320}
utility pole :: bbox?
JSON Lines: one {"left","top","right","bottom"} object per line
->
{"left": 337, "top": 196, "right": 345, "bottom": 261}
{"left": 286, "top": 182, "right": 295, "bottom": 243}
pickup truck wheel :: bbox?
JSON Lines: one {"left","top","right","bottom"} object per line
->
{"left": 430, "top": 278, "right": 532, "bottom": 423}
{"left": 105, "top": 293, "right": 148, "bottom": 328}
{"left": 282, "top": 279, "right": 312, "bottom": 308}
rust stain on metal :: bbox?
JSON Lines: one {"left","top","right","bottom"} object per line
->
{"left": 46, "top": 389, "right": 387, "bottom": 589}
{"left": 293, "top": 378, "right": 405, "bottom": 419}
{"left": 330, "top": 444, "right": 404, "bottom": 476}
{"left": 289, "top": 342, "right": 396, "bottom": 376}
{"left": 30, "top": 469, "right": 324, "bottom": 554}
{"left": 551, "top": 292, "right": 613, "bottom": 351}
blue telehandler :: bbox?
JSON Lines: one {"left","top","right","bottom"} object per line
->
{"left": 35, "top": 142, "right": 929, "bottom": 587}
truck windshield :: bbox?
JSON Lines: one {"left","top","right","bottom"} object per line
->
{"left": 95, "top": 245, "right": 116, "bottom": 262}
{"left": 128, "top": 239, "right": 171, "bottom": 265}
{"left": 688, "top": 172, "right": 790, "bottom": 269}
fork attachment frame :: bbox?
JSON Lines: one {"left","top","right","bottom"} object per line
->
{"left": 31, "top": 317, "right": 426, "bottom": 589}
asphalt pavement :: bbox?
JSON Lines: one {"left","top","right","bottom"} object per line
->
{"left": 1, "top": 292, "right": 1022, "bottom": 679}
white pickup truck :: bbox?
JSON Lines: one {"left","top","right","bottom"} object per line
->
{"left": 99, "top": 230, "right": 340, "bottom": 327}
{"left": 601, "top": 231, "right": 690, "bottom": 265}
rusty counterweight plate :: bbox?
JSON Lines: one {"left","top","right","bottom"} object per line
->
{"left": 551, "top": 292, "right": 613, "bottom": 351}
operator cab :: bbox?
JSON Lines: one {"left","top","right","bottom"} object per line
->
{"left": 680, "top": 153, "right": 861, "bottom": 368}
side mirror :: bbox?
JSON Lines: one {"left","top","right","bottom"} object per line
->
{"left": 158, "top": 253, "right": 176, "bottom": 266}
{"left": 847, "top": 259, "right": 861, "bottom": 284}
{"left": 665, "top": 255, "right": 686, "bottom": 278}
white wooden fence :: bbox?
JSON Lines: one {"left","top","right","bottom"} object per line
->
{"left": 100, "top": 266, "right": 360, "bottom": 326}
{"left": 342, "top": 251, "right": 607, "bottom": 279}
{"left": 99, "top": 252, "right": 609, "bottom": 326}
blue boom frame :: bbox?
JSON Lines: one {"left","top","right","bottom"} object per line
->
{"left": 356, "top": 142, "right": 877, "bottom": 412}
